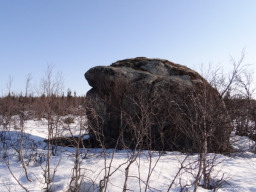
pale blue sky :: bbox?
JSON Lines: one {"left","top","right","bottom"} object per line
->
{"left": 1, "top": 1, "right": 256, "bottom": 96}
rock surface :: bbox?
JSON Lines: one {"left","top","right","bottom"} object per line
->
{"left": 85, "top": 57, "right": 232, "bottom": 152}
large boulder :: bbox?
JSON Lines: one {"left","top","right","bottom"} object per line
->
{"left": 85, "top": 57, "right": 232, "bottom": 152}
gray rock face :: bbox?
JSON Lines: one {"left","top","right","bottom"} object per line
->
{"left": 85, "top": 57, "right": 232, "bottom": 152}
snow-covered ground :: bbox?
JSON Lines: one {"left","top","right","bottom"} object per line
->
{"left": 0, "top": 118, "right": 256, "bottom": 192}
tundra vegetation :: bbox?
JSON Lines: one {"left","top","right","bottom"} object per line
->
{"left": 0, "top": 55, "right": 256, "bottom": 191}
